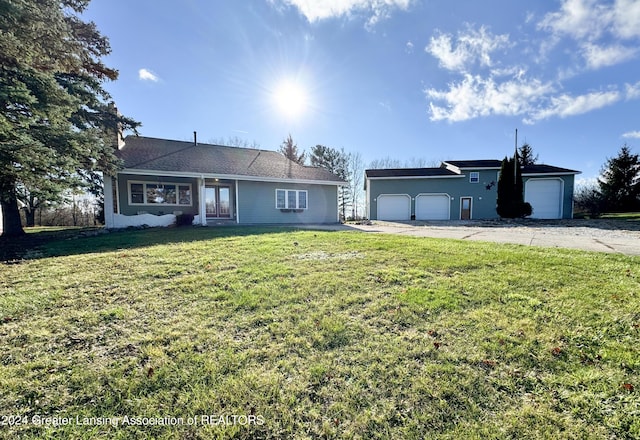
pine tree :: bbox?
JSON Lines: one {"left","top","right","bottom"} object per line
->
{"left": 0, "top": 0, "right": 138, "bottom": 237}
{"left": 279, "top": 134, "right": 305, "bottom": 164}
{"left": 598, "top": 145, "right": 640, "bottom": 212}
{"left": 517, "top": 142, "right": 538, "bottom": 165}
{"left": 496, "top": 155, "right": 532, "bottom": 218}
{"left": 309, "top": 145, "right": 351, "bottom": 220}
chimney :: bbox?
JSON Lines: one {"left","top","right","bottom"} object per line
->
{"left": 193, "top": 131, "right": 197, "bottom": 146}
{"left": 108, "top": 102, "right": 125, "bottom": 150}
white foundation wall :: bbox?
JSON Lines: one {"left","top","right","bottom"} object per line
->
{"left": 110, "top": 213, "right": 176, "bottom": 228}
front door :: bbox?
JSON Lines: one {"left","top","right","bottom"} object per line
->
{"left": 205, "top": 186, "right": 231, "bottom": 218}
{"left": 460, "top": 197, "right": 472, "bottom": 220}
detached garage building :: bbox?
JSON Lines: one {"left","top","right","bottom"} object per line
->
{"left": 365, "top": 160, "right": 580, "bottom": 221}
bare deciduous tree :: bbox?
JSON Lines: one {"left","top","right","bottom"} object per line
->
{"left": 348, "top": 152, "right": 365, "bottom": 219}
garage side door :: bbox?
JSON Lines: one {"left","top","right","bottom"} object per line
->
{"left": 415, "top": 194, "right": 450, "bottom": 220}
{"left": 525, "top": 179, "right": 562, "bottom": 219}
{"left": 377, "top": 194, "right": 411, "bottom": 221}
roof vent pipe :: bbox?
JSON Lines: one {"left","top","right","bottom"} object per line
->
{"left": 193, "top": 131, "right": 197, "bottom": 146}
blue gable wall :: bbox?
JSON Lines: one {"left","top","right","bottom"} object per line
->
{"left": 238, "top": 181, "right": 338, "bottom": 224}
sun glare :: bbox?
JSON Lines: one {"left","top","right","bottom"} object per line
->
{"left": 273, "top": 79, "right": 308, "bottom": 119}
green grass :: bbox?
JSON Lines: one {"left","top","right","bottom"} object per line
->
{"left": 1, "top": 227, "right": 639, "bottom": 439}
{"left": 600, "top": 212, "right": 640, "bottom": 221}
{"left": 24, "top": 226, "right": 97, "bottom": 234}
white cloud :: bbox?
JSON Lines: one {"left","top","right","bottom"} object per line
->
{"left": 528, "top": 90, "right": 620, "bottom": 122}
{"left": 626, "top": 81, "right": 640, "bottom": 99}
{"left": 405, "top": 40, "right": 414, "bottom": 53}
{"left": 612, "top": 0, "right": 640, "bottom": 39}
{"left": 273, "top": 0, "right": 412, "bottom": 24}
{"left": 622, "top": 131, "right": 640, "bottom": 139}
{"left": 538, "top": 0, "right": 612, "bottom": 41}
{"left": 525, "top": 11, "right": 536, "bottom": 24}
{"left": 425, "top": 74, "right": 554, "bottom": 122}
{"left": 424, "top": 1, "right": 640, "bottom": 124}
{"left": 138, "top": 68, "right": 159, "bottom": 82}
{"left": 378, "top": 101, "right": 392, "bottom": 111}
{"left": 425, "top": 72, "right": 624, "bottom": 124}
{"left": 426, "top": 26, "right": 511, "bottom": 72}
{"left": 538, "top": 0, "right": 640, "bottom": 69}
{"left": 581, "top": 43, "right": 637, "bottom": 69}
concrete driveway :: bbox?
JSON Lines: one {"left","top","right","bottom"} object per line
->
{"left": 307, "top": 219, "right": 640, "bottom": 256}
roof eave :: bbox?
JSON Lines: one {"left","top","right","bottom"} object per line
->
{"left": 365, "top": 174, "right": 465, "bottom": 180}
{"left": 442, "top": 161, "right": 502, "bottom": 171}
{"left": 523, "top": 171, "right": 581, "bottom": 176}
{"left": 119, "top": 168, "right": 346, "bottom": 185}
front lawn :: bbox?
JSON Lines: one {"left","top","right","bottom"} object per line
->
{"left": 0, "top": 227, "right": 638, "bottom": 439}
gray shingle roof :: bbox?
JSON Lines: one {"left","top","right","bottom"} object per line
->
{"left": 117, "top": 136, "right": 345, "bottom": 183}
{"left": 522, "top": 164, "right": 580, "bottom": 174}
{"left": 365, "top": 168, "right": 460, "bottom": 178}
{"left": 366, "top": 161, "right": 580, "bottom": 179}
{"left": 444, "top": 160, "right": 580, "bottom": 174}
{"left": 443, "top": 160, "right": 503, "bottom": 169}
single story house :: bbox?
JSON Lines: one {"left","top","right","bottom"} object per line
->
{"left": 104, "top": 136, "right": 345, "bottom": 228}
{"left": 365, "top": 160, "right": 581, "bottom": 221}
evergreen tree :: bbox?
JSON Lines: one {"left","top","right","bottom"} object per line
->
{"left": 598, "top": 145, "right": 640, "bottom": 212}
{"left": 279, "top": 134, "right": 305, "bottom": 164}
{"left": 309, "top": 145, "right": 351, "bottom": 220}
{"left": 0, "top": 0, "right": 138, "bottom": 237}
{"left": 496, "top": 155, "right": 532, "bottom": 218}
{"left": 517, "top": 142, "right": 538, "bottom": 165}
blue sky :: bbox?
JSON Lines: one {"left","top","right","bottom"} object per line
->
{"left": 85, "top": 0, "right": 640, "bottom": 183}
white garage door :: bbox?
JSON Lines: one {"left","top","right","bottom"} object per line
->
{"left": 525, "top": 179, "right": 562, "bottom": 219}
{"left": 415, "top": 194, "right": 450, "bottom": 220}
{"left": 377, "top": 194, "right": 411, "bottom": 221}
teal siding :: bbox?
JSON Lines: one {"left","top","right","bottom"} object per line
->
{"left": 562, "top": 174, "right": 576, "bottom": 218}
{"left": 117, "top": 173, "right": 200, "bottom": 216}
{"left": 369, "top": 169, "right": 500, "bottom": 220}
{"left": 369, "top": 170, "right": 576, "bottom": 220}
{"left": 238, "top": 181, "right": 338, "bottom": 224}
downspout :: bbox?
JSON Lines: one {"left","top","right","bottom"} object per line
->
{"left": 235, "top": 180, "right": 240, "bottom": 224}
{"left": 199, "top": 175, "right": 206, "bottom": 225}
{"left": 337, "top": 185, "right": 340, "bottom": 223}
{"left": 365, "top": 177, "right": 370, "bottom": 220}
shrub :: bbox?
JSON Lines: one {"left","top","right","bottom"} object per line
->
{"left": 176, "top": 213, "right": 195, "bottom": 226}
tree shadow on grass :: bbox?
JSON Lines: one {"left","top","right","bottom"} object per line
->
{"left": 0, "top": 225, "right": 344, "bottom": 263}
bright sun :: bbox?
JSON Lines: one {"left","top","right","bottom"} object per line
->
{"left": 273, "top": 79, "right": 308, "bottom": 119}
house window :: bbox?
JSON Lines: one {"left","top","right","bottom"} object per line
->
{"left": 129, "top": 181, "right": 192, "bottom": 206}
{"left": 130, "top": 183, "right": 144, "bottom": 204}
{"left": 276, "top": 189, "right": 308, "bottom": 209}
{"left": 178, "top": 186, "right": 191, "bottom": 205}
{"left": 288, "top": 190, "right": 297, "bottom": 208}
{"left": 276, "top": 189, "right": 286, "bottom": 209}
{"left": 146, "top": 184, "right": 176, "bottom": 204}
{"left": 469, "top": 172, "right": 480, "bottom": 183}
